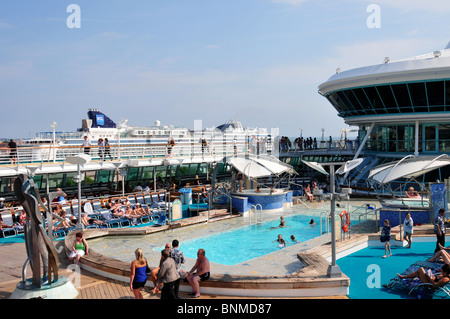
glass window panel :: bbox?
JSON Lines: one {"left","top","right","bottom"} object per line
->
{"left": 391, "top": 84, "right": 413, "bottom": 112}
{"left": 96, "top": 170, "right": 112, "bottom": 183}
{"left": 352, "top": 88, "right": 372, "bottom": 112}
{"left": 155, "top": 166, "right": 168, "bottom": 178}
{"left": 385, "top": 126, "right": 397, "bottom": 152}
{"left": 424, "top": 125, "right": 437, "bottom": 152}
{"left": 376, "top": 85, "right": 399, "bottom": 113}
{"left": 439, "top": 124, "right": 450, "bottom": 152}
{"left": 141, "top": 167, "right": 154, "bottom": 179}
{"left": 446, "top": 81, "right": 450, "bottom": 107}
{"left": 426, "top": 81, "right": 444, "bottom": 109}
{"left": 397, "top": 125, "right": 406, "bottom": 152}
{"left": 48, "top": 173, "right": 64, "bottom": 189}
{"left": 408, "top": 82, "right": 428, "bottom": 112}
{"left": 335, "top": 91, "right": 354, "bottom": 112}
{"left": 326, "top": 93, "right": 345, "bottom": 113}
{"left": 198, "top": 163, "right": 208, "bottom": 174}
{"left": 342, "top": 90, "right": 363, "bottom": 113}
{"left": 127, "top": 167, "right": 140, "bottom": 181}
{"left": 189, "top": 164, "right": 199, "bottom": 175}
{"left": 363, "top": 87, "right": 383, "bottom": 113}
{"left": 177, "top": 164, "right": 190, "bottom": 176}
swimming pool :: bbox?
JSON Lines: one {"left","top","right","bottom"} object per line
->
{"left": 87, "top": 210, "right": 327, "bottom": 269}
{"left": 167, "top": 214, "right": 321, "bottom": 265}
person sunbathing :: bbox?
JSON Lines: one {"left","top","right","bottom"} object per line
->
{"left": 397, "top": 264, "right": 450, "bottom": 288}
{"left": 428, "top": 244, "right": 450, "bottom": 264}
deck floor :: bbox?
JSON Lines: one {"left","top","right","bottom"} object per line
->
{"left": 0, "top": 240, "right": 348, "bottom": 300}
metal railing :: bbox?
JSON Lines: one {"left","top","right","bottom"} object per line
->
{"left": 249, "top": 204, "right": 263, "bottom": 225}
{"left": 320, "top": 211, "right": 331, "bottom": 234}
{"left": 0, "top": 140, "right": 274, "bottom": 166}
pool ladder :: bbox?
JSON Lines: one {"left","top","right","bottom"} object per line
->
{"left": 249, "top": 204, "right": 263, "bottom": 225}
{"left": 320, "top": 211, "right": 331, "bottom": 234}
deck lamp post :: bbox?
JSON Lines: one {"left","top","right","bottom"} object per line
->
{"left": 50, "top": 121, "right": 57, "bottom": 162}
{"left": 302, "top": 158, "right": 363, "bottom": 278}
{"left": 65, "top": 154, "right": 91, "bottom": 230}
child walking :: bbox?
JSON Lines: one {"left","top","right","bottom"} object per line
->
{"left": 380, "top": 219, "right": 392, "bottom": 258}
{"left": 403, "top": 212, "right": 414, "bottom": 248}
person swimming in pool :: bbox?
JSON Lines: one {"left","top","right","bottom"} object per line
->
{"left": 274, "top": 234, "right": 286, "bottom": 247}
{"left": 279, "top": 216, "right": 285, "bottom": 227}
{"left": 270, "top": 216, "right": 287, "bottom": 230}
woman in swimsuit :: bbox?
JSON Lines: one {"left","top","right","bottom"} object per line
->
{"left": 397, "top": 264, "right": 450, "bottom": 288}
{"left": 130, "top": 248, "right": 148, "bottom": 299}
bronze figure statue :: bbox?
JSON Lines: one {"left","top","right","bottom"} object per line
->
{"left": 14, "top": 174, "right": 59, "bottom": 288}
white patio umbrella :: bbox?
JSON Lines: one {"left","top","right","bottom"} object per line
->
{"left": 369, "top": 155, "right": 450, "bottom": 185}
{"left": 227, "top": 154, "right": 296, "bottom": 178}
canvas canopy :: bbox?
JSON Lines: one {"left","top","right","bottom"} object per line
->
{"left": 227, "top": 154, "right": 296, "bottom": 178}
{"left": 368, "top": 155, "right": 450, "bottom": 184}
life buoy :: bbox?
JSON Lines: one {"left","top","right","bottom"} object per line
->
{"left": 340, "top": 210, "right": 351, "bottom": 232}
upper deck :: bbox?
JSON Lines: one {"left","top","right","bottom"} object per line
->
{"left": 318, "top": 47, "right": 450, "bottom": 126}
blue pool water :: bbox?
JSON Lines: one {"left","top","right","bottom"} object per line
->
{"left": 338, "top": 241, "right": 441, "bottom": 299}
{"left": 178, "top": 214, "right": 321, "bottom": 265}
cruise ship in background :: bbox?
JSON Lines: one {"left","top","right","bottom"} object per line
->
{"left": 317, "top": 41, "right": 450, "bottom": 190}
{"left": 20, "top": 108, "right": 270, "bottom": 148}
{"left": 0, "top": 109, "right": 275, "bottom": 200}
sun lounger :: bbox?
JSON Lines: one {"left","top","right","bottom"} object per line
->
{"left": 153, "top": 213, "right": 167, "bottom": 226}
{"left": 383, "top": 260, "right": 450, "bottom": 299}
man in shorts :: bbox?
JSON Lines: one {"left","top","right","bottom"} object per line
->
{"left": 186, "top": 248, "right": 210, "bottom": 298}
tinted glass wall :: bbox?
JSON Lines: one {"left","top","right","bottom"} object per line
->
{"left": 364, "top": 123, "right": 450, "bottom": 153}
{"left": 326, "top": 80, "right": 450, "bottom": 117}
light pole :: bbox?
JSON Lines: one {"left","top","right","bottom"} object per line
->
{"left": 50, "top": 121, "right": 57, "bottom": 162}
{"left": 302, "top": 158, "right": 363, "bottom": 278}
{"left": 65, "top": 154, "right": 91, "bottom": 230}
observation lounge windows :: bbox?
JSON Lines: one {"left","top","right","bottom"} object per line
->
{"left": 342, "top": 90, "right": 364, "bottom": 114}
{"left": 326, "top": 93, "right": 346, "bottom": 114}
{"left": 391, "top": 84, "right": 413, "bottom": 112}
{"left": 426, "top": 81, "right": 445, "bottom": 111}
{"left": 335, "top": 91, "right": 358, "bottom": 116}
{"left": 408, "top": 82, "right": 428, "bottom": 112}
{"left": 352, "top": 88, "right": 373, "bottom": 114}
{"left": 446, "top": 81, "right": 450, "bottom": 107}
{"left": 376, "top": 85, "right": 399, "bottom": 114}
{"left": 363, "top": 86, "right": 385, "bottom": 114}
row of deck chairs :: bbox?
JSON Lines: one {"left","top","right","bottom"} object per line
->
{"left": 0, "top": 191, "right": 170, "bottom": 239}
{"left": 53, "top": 192, "right": 170, "bottom": 237}
{"left": 0, "top": 209, "right": 24, "bottom": 238}
{"left": 383, "top": 260, "right": 450, "bottom": 299}
{"left": 57, "top": 191, "right": 169, "bottom": 217}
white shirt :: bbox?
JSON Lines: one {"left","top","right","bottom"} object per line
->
{"left": 403, "top": 217, "right": 414, "bottom": 234}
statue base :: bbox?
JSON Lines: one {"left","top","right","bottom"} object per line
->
{"left": 9, "top": 276, "right": 78, "bottom": 299}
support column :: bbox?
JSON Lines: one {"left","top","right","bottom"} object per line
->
{"left": 414, "top": 120, "right": 419, "bottom": 156}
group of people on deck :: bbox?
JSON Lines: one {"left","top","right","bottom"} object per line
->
{"left": 129, "top": 239, "right": 210, "bottom": 299}
{"left": 68, "top": 233, "right": 211, "bottom": 299}
{"left": 380, "top": 200, "right": 450, "bottom": 291}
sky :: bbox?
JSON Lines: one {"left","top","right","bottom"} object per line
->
{"left": 1, "top": 0, "right": 450, "bottom": 140}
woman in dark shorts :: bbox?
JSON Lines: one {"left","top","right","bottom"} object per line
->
{"left": 130, "top": 248, "right": 148, "bottom": 299}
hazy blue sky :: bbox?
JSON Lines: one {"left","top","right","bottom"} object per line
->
{"left": 1, "top": 0, "right": 449, "bottom": 139}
